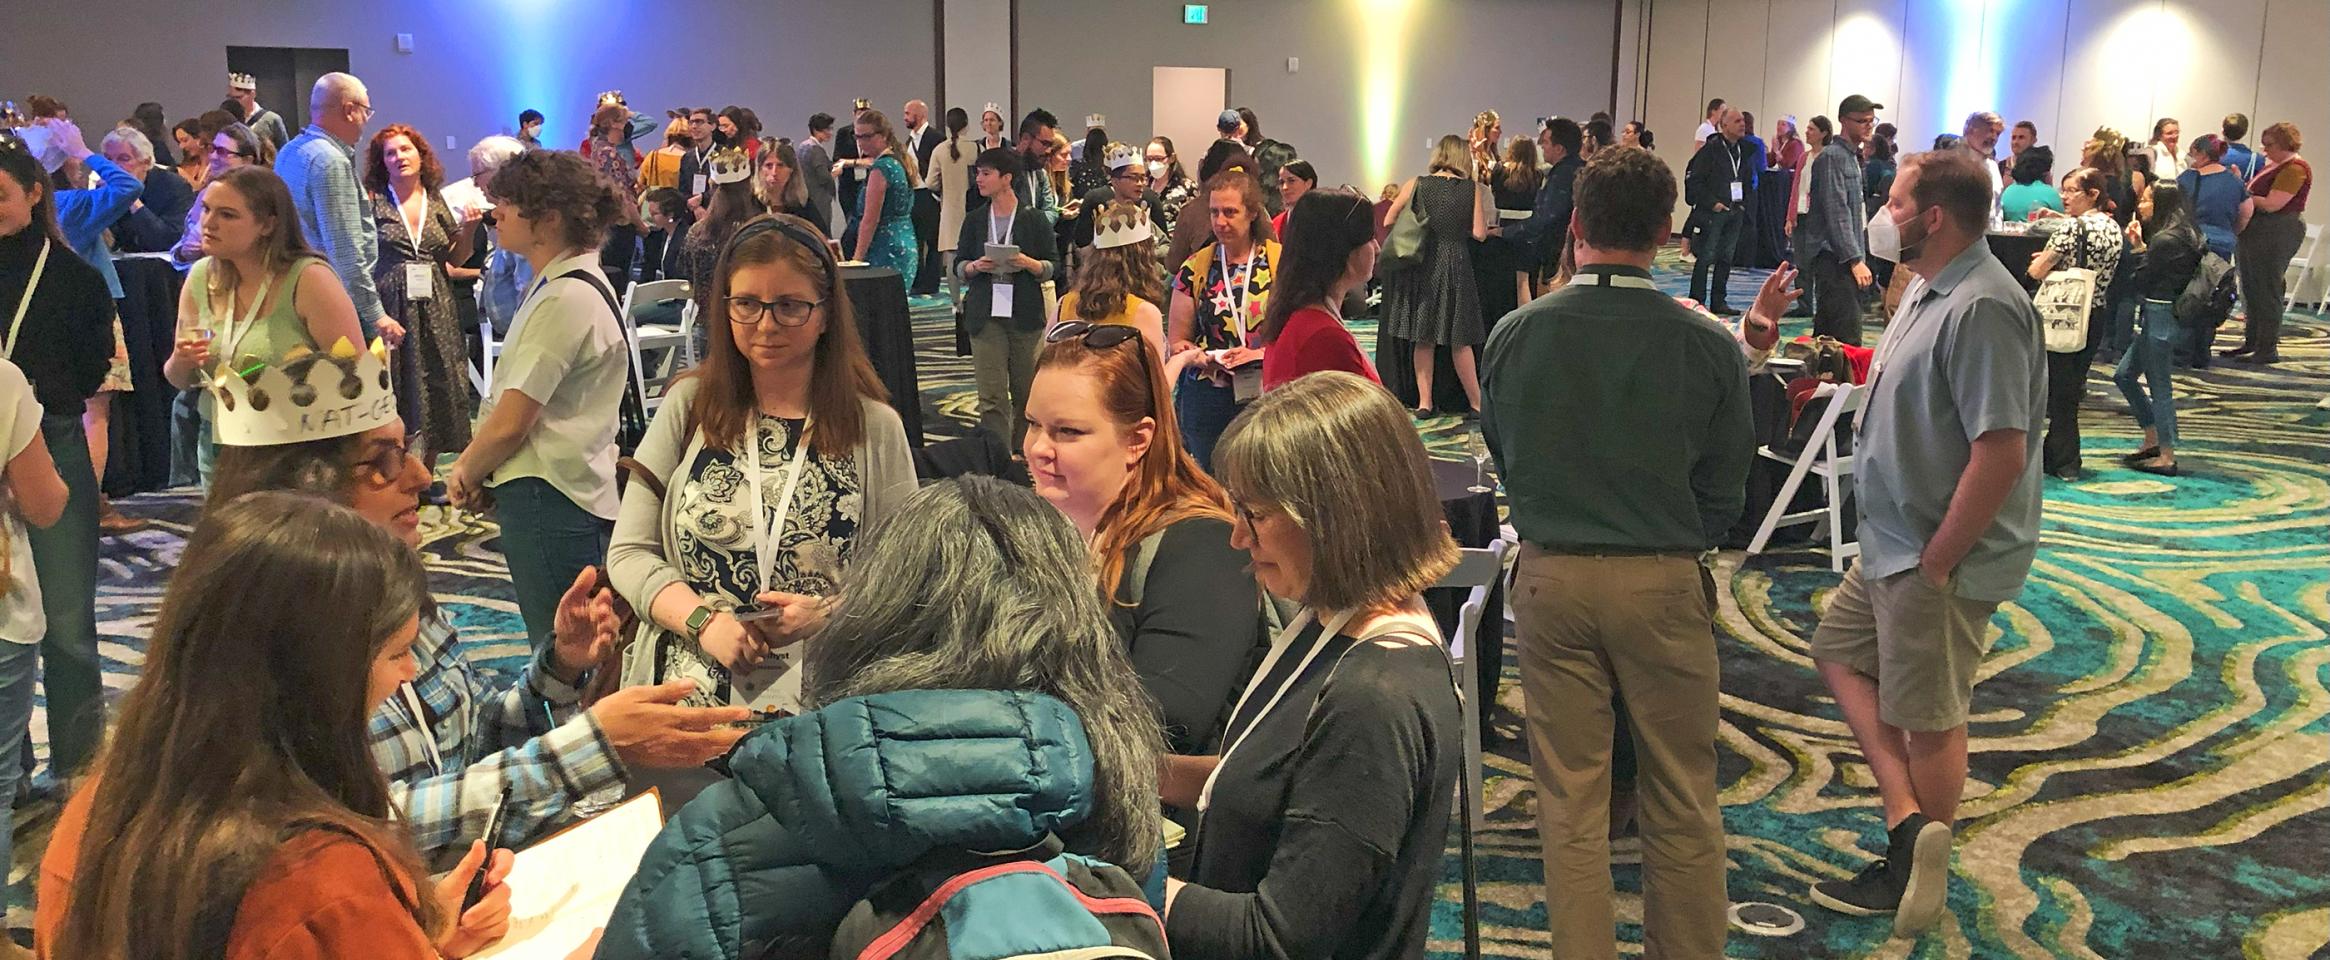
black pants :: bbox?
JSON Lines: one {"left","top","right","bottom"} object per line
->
{"left": 2043, "top": 346, "right": 2098, "bottom": 473}
{"left": 598, "top": 224, "right": 638, "bottom": 298}
{"left": 1689, "top": 207, "right": 1743, "bottom": 309}
{"left": 1809, "top": 251, "right": 1864, "bottom": 345}
{"left": 911, "top": 189, "right": 942, "bottom": 294}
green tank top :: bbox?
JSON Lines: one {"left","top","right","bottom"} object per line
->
{"left": 190, "top": 256, "right": 327, "bottom": 414}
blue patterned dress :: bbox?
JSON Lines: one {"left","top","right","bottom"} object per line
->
{"left": 855, "top": 155, "right": 919, "bottom": 289}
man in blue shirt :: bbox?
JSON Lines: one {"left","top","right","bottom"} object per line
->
{"left": 277, "top": 72, "right": 391, "bottom": 343}
{"left": 2219, "top": 112, "right": 2262, "bottom": 183}
{"left": 1798, "top": 94, "right": 1882, "bottom": 345}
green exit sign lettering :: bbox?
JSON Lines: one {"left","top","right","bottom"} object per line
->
{"left": 1184, "top": 4, "right": 1209, "bottom": 24}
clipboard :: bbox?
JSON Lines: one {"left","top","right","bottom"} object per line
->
{"left": 463, "top": 789, "right": 667, "bottom": 959}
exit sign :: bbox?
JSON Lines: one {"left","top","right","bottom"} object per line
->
{"left": 1184, "top": 4, "right": 1208, "bottom": 24}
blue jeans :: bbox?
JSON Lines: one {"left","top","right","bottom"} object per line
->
{"left": 490, "top": 478, "right": 613, "bottom": 656}
{"left": 1174, "top": 372, "right": 1241, "bottom": 473}
{"left": 27, "top": 414, "right": 100, "bottom": 775}
{"left": 0, "top": 641, "right": 37, "bottom": 863}
{"left": 2114, "top": 300, "right": 2179, "bottom": 449}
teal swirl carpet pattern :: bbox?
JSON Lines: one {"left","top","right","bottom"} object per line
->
{"left": 11, "top": 258, "right": 2326, "bottom": 959}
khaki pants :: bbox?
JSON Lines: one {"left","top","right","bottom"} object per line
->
{"left": 969, "top": 321, "right": 1042, "bottom": 452}
{"left": 1514, "top": 547, "right": 1729, "bottom": 960}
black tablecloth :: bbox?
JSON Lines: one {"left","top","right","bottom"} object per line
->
{"left": 107, "top": 256, "right": 183, "bottom": 495}
{"left": 841, "top": 266, "right": 925, "bottom": 447}
{"left": 1751, "top": 170, "right": 1796, "bottom": 268}
{"left": 1429, "top": 459, "right": 1505, "bottom": 733}
{"left": 1988, "top": 231, "right": 2048, "bottom": 294}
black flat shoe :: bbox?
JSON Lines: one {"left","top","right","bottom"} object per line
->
{"left": 2219, "top": 346, "right": 2255, "bottom": 358}
{"left": 2120, "top": 446, "right": 2160, "bottom": 464}
{"left": 2240, "top": 354, "right": 2280, "bottom": 366}
{"left": 2132, "top": 460, "right": 2180, "bottom": 477}
{"left": 1414, "top": 407, "right": 1437, "bottom": 420}
{"left": 2047, "top": 466, "right": 2083, "bottom": 482}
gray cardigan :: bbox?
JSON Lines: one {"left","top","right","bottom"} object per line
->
{"left": 607, "top": 377, "right": 919, "bottom": 623}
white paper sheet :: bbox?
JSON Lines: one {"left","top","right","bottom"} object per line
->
{"left": 468, "top": 790, "right": 666, "bottom": 960}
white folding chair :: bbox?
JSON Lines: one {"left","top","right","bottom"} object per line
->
{"left": 1431, "top": 537, "right": 1511, "bottom": 960}
{"left": 620, "top": 279, "right": 691, "bottom": 412}
{"left": 472, "top": 318, "right": 501, "bottom": 397}
{"left": 1746, "top": 382, "right": 1865, "bottom": 572}
{"left": 2285, "top": 224, "right": 2326, "bottom": 311}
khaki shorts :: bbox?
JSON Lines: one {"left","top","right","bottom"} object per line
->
{"left": 1809, "top": 559, "right": 2001, "bottom": 731}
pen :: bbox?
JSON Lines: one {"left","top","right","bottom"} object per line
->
{"left": 463, "top": 782, "right": 512, "bottom": 910}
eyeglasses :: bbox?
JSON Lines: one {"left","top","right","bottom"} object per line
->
{"left": 210, "top": 143, "right": 254, "bottom": 158}
{"left": 354, "top": 434, "right": 422, "bottom": 486}
{"left": 1045, "top": 320, "right": 1143, "bottom": 349}
{"left": 726, "top": 295, "right": 823, "bottom": 326}
{"left": 350, "top": 102, "right": 375, "bottom": 122}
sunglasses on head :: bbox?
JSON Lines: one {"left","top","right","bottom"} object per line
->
{"left": 0, "top": 129, "right": 25, "bottom": 156}
{"left": 1045, "top": 320, "right": 1143, "bottom": 349}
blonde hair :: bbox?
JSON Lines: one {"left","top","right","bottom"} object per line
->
{"left": 854, "top": 108, "right": 921, "bottom": 183}
{"left": 1214, "top": 372, "right": 1458, "bottom": 612}
{"left": 2260, "top": 121, "right": 2302, "bottom": 153}
{"left": 1428, "top": 135, "right": 1471, "bottom": 177}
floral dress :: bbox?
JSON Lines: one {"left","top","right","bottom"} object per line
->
{"left": 853, "top": 155, "right": 919, "bottom": 289}
{"left": 370, "top": 189, "right": 474, "bottom": 458}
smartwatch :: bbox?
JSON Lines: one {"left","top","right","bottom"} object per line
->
{"left": 684, "top": 604, "right": 718, "bottom": 639}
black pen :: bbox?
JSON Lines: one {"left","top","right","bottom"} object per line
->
{"left": 463, "top": 782, "right": 512, "bottom": 910}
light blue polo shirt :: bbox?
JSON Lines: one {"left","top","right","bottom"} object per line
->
{"left": 1857, "top": 240, "right": 2047, "bottom": 603}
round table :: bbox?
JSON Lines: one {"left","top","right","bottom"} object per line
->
{"left": 1987, "top": 229, "right": 2049, "bottom": 294}
{"left": 1430, "top": 459, "right": 1505, "bottom": 735}
{"left": 840, "top": 265, "right": 926, "bottom": 447}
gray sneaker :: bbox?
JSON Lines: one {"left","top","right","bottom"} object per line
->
{"left": 1890, "top": 813, "right": 1954, "bottom": 937}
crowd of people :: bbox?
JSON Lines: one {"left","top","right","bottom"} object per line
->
{"left": 0, "top": 62, "right": 2315, "bottom": 960}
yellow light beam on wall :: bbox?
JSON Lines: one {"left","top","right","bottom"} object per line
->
{"left": 1351, "top": 0, "right": 1421, "bottom": 189}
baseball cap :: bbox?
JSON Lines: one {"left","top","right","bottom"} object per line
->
{"left": 1218, "top": 109, "right": 1243, "bottom": 132}
{"left": 1838, "top": 95, "right": 1884, "bottom": 118}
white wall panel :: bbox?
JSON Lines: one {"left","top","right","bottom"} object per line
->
{"left": 2253, "top": 0, "right": 2330, "bottom": 227}
{"left": 1762, "top": 0, "right": 1840, "bottom": 129}
{"left": 1985, "top": 0, "right": 2067, "bottom": 174}
{"left": 1700, "top": 0, "right": 1773, "bottom": 131}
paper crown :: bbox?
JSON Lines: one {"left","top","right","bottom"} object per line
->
{"left": 1085, "top": 113, "right": 1107, "bottom": 130}
{"left": 228, "top": 72, "right": 257, "bottom": 91}
{"left": 707, "top": 147, "right": 753, "bottom": 185}
{"left": 1091, "top": 202, "right": 1154, "bottom": 251}
{"left": 852, "top": 97, "right": 872, "bottom": 112}
{"left": 982, "top": 102, "right": 1002, "bottom": 119}
{"left": 1104, "top": 143, "right": 1142, "bottom": 171}
{"left": 597, "top": 90, "right": 626, "bottom": 107}
{"left": 210, "top": 339, "right": 398, "bottom": 448}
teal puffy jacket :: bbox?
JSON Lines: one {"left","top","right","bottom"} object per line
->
{"left": 597, "top": 689, "right": 1103, "bottom": 960}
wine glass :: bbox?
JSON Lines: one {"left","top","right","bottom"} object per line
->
{"left": 1466, "top": 432, "right": 1494, "bottom": 494}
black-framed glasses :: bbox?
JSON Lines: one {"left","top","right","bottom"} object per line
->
{"left": 1045, "top": 320, "right": 1143, "bottom": 349}
{"left": 210, "top": 143, "right": 254, "bottom": 159}
{"left": 726, "top": 295, "right": 822, "bottom": 326}
{"left": 354, "top": 433, "right": 422, "bottom": 486}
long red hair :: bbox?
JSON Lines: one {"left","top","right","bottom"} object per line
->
{"left": 1035, "top": 335, "right": 1231, "bottom": 603}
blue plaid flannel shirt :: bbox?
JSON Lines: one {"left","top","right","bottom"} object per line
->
{"left": 371, "top": 611, "right": 624, "bottom": 868}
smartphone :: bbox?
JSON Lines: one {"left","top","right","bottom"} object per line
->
{"left": 731, "top": 604, "right": 787, "bottom": 624}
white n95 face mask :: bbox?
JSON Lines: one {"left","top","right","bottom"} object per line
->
{"left": 1866, "top": 207, "right": 1926, "bottom": 264}
{"left": 1147, "top": 160, "right": 1167, "bottom": 178}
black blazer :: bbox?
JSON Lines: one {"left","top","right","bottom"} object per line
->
{"left": 955, "top": 200, "right": 1059, "bottom": 334}
{"left": 909, "top": 126, "right": 943, "bottom": 177}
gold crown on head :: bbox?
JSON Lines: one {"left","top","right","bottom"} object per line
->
{"left": 1092, "top": 202, "right": 1154, "bottom": 251}
{"left": 852, "top": 98, "right": 872, "bottom": 112}
{"left": 597, "top": 90, "right": 626, "bottom": 107}
{"left": 210, "top": 339, "right": 398, "bottom": 448}
{"left": 707, "top": 147, "right": 753, "bottom": 185}
{"left": 228, "top": 72, "right": 257, "bottom": 91}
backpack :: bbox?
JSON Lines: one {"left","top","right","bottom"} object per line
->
{"left": 549, "top": 269, "right": 651, "bottom": 456}
{"left": 826, "top": 835, "right": 1170, "bottom": 960}
{"left": 2174, "top": 250, "right": 2236, "bottom": 325}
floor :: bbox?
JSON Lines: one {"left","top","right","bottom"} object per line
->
{"left": 12, "top": 251, "right": 2328, "bottom": 959}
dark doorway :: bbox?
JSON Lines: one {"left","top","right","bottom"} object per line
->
{"left": 226, "top": 46, "right": 351, "bottom": 131}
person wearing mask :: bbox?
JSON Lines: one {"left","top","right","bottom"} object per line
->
{"left": 2227, "top": 122, "right": 2309, "bottom": 366}
{"left": 1271, "top": 159, "right": 1318, "bottom": 238}
{"left": 447, "top": 150, "right": 631, "bottom": 657}
{"left": 610, "top": 214, "right": 916, "bottom": 716}
{"left": 2113, "top": 180, "right": 2204, "bottom": 477}
{"left": 2220, "top": 113, "right": 2262, "bottom": 183}
{"left": 1483, "top": 144, "right": 1764, "bottom": 959}
{"left": 2024, "top": 167, "right": 2123, "bottom": 480}
{"left": 1807, "top": 148, "right": 2045, "bottom": 939}
{"left": 1382, "top": 137, "right": 1495, "bottom": 418}
{"left": 599, "top": 476, "right": 1166, "bottom": 960}
{"left": 1694, "top": 98, "right": 1726, "bottom": 151}
{"left": 2177, "top": 135, "right": 2252, "bottom": 261}
{"left": 1685, "top": 105, "right": 1755, "bottom": 315}
{"left": 1160, "top": 370, "right": 1460, "bottom": 960}
{"left": 959, "top": 148, "right": 1061, "bottom": 452}
{"left": 1257, "top": 190, "right": 1381, "bottom": 389}
{"left": 752, "top": 137, "right": 823, "bottom": 230}
{"left": 2000, "top": 146, "right": 2062, "bottom": 222}
{"left": 1059, "top": 202, "right": 1169, "bottom": 356}
{"left": 226, "top": 71, "right": 290, "bottom": 150}
{"left": 1512, "top": 117, "right": 1585, "bottom": 295}
{"left": 2004, "top": 120, "right": 2038, "bottom": 182}
{"left": 798, "top": 113, "right": 840, "bottom": 234}
{"left": 846, "top": 109, "right": 921, "bottom": 290}
{"left": 924, "top": 108, "right": 978, "bottom": 307}
{"left": 101, "top": 127, "right": 196, "bottom": 253}
{"left": 279, "top": 72, "right": 393, "bottom": 344}
{"left": 1147, "top": 136, "right": 1197, "bottom": 242}
{"left": 364, "top": 124, "right": 479, "bottom": 479}
{"left": 1799, "top": 97, "right": 1881, "bottom": 345}
{"left": 2146, "top": 118, "right": 2185, "bottom": 179}
{"left": 37, "top": 494, "right": 518, "bottom": 960}
{"left": 1168, "top": 168, "right": 1279, "bottom": 468}
{"left": 516, "top": 108, "right": 544, "bottom": 149}
{"left": 1076, "top": 144, "right": 1167, "bottom": 255}
{"left": 1024, "top": 321, "right": 1262, "bottom": 765}
{"left": 0, "top": 132, "right": 115, "bottom": 787}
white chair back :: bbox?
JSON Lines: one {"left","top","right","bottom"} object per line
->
{"left": 2287, "top": 224, "right": 2327, "bottom": 310}
{"left": 1746, "top": 382, "right": 1864, "bottom": 571}
{"left": 1430, "top": 536, "right": 1508, "bottom": 960}
{"left": 620, "top": 279, "right": 692, "bottom": 413}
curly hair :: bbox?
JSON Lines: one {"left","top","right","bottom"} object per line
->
{"left": 484, "top": 149, "right": 628, "bottom": 251}
{"left": 361, "top": 124, "right": 444, "bottom": 195}
{"left": 1573, "top": 145, "right": 1677, "bottom": 253}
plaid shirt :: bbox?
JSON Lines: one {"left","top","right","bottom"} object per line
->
{"left": 277, "top": 124, "right": 385, "bottom": 335}
{"left": 1800, "top": 139, "right": 1868, "bottom": 264}
{"left": 371, "top": 611, "right": 624, "bottom": 868}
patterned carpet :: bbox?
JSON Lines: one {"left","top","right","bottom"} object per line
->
{"left": 11, "top": 251, "right": 2328, "bottom": 958}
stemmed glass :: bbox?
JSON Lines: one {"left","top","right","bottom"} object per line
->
{"left": 1466, "top": 432, "right": 1494, "bottom": 494}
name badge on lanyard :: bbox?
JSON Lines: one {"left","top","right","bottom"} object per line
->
{"left": 1219, "top": 249, "right": 1264, "bottom": 402}
{"left": 745, "top": 418, "right": 817, "bottom": 594}
{"left": 989, "top": 210, "right": 1017, "bottom": 319}
{"left": 1197, "top": 607, "right": 1358, "bottom": 812}
{"left": 1727, "top": 143, "right": 1745, "bottom": 202}
{"left": 393, "top": 187, "right": 435, "bottom": 298}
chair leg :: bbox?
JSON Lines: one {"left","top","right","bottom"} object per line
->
{"left": 1748, "top": 454, "right": 1815, "bottom": 555}
{"left": 1825, "top": 468, "right": 1848, "bottom": 573}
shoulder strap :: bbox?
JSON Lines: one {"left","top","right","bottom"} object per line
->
{"left": 1120, "top": 530, "right": 1167, "bottom": 608}
{"left": 553, "top": 268, "right": 622, "bottom": 319}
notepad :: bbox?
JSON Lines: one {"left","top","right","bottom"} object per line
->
{"left": 467, "top": 790, "right": 666, "bottom": 959}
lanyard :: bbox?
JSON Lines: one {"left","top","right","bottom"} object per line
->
{"left": 1860, "top": 279, "right": 1937, "bottom": 430}
{"left": 743, "top": 417, "right": 816, "bottom": 593}
{"left": 4, "top": 239, "right": 50, "bottom": 360}
{"left": 210, "top": 267, "right": 280, "bottom": 368}
{"left": 1217, "top": 246, "right": 1258, "bottom": 343}
{"left": 399, "top": 682, "right": 445, "bottom": 775}
{"left": 389, "top": 185, "right": 427, "bottom": 250}
{"left": 988, "top": 206, "right": 1016, "bottom": 246}
{"left": 1566, "top": 270, "right": 1659, "bottom": 290}
{"left": 1724, "top": 141, "right": 1743, "bottom": 181}
{"left": 1197, "top": 606, "right": 1359, "bottom": 812}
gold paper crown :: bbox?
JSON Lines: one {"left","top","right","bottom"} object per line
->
{"left": 852, "top": 98, "right": 872, "bottom": 112}
{"left": 1091, "top": 202, "right": 1154, "bottom": 251}
{"left": 707, "top": 147, "right": 753, "bottom": 185}
{"left": 210, "top": 339, "right": 398, "bottom": 448}
{"left": 228, "top": 72, "right": 257, "bottom": 91}
{"left": 597, "top": 90, "right": 626, "bottom": 107}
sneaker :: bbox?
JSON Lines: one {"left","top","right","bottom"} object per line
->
{"left": 1890, "top": 813, "right": 1953, "bottom": 937}
{"left": 1808, "top": 858, "right": 1899, "bottom": 916}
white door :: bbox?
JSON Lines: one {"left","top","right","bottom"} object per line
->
{"left": 1152, "top": 67, "right": 1228, "bottom": 170}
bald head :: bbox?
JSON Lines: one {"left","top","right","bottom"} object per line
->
{"left": 904, "top": 99, "right": 929, "bottom": 127}
{"left": 311, "top": 72, "right": 372, "bottom": 143}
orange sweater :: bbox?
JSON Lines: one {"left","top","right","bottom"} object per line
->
{"left": 37, "top": 786, "right": 439, "bottom": 960}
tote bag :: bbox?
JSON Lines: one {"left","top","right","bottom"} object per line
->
{"left": 2033, "top": 219, "right": 2098, "bottom": 353}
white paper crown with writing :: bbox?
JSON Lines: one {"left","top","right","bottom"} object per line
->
{"left": 1092, "top": 202, "right": 1154, "bottom": 251}
{"left": 707, "top": 147, "right": 754, "bottom": 186}
{"left": 228, "top": 72, "right": 258, "bottom": 91}
{"left": 210, "top": 339, "right": 398, "bottom": 447}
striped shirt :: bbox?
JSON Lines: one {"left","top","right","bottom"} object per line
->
{"left": 370, "top": 610, "right": 624, "bottom": 868}
{"left": 277, "top": 125, "right": 385, "bottom": 336}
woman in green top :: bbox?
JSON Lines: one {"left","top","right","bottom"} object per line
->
{"left": 165, "top": 166, "right": 366, "bottom": 483}
{"left": 1999, "top": 146, "right": 2062, "bottom": 222}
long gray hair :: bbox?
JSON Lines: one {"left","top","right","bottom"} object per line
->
{"left": 804, "top": 477, "right": 1164, "bottom": 870}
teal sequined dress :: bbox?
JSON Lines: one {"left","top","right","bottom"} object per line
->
{"left": 855, "top": 155, "right": 919, "bottom": 288}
